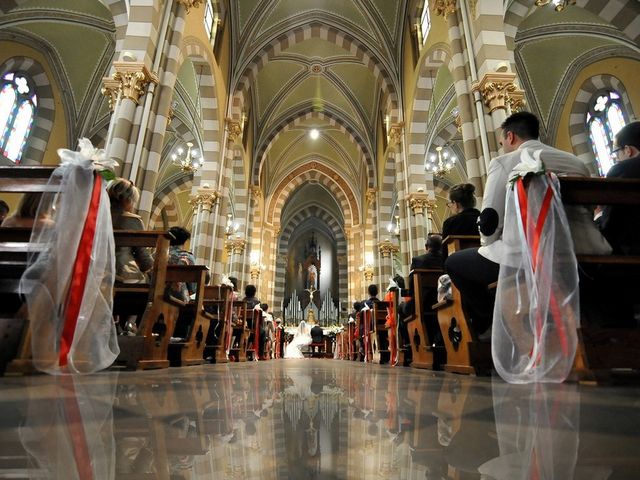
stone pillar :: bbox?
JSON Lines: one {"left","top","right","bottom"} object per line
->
{"left": 189, "top": 187, "right": 220, "bottom": 265}
{"left": 388, "top": 123, "right": 411, "bottom": 273}
{"left": 378, "top": 240, "right": 399, "bottom": 283}
{"left": 225, "top": 237, "right": 246, "bottom": 279}
{"left": 406, "top": 192, "right": 435, "bottom": 254}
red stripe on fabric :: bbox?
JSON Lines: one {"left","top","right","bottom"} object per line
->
{"left": 254, "top": 312, "right": 260, "bottom": 358}
{"left": 62, "top": 377, "right": 94, "bottom": 480}
{"left": 532, "top": 185, "right": 554, "bottom": 272}
{"left": 516, "top": 179, "right": 529, "bottom": 240}
{"left": 59, "top": 174, "right": 102, "bottom": 367}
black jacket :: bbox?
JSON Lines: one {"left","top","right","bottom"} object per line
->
{"left": 442, "top": 208, "right": 481, "bottom": 238}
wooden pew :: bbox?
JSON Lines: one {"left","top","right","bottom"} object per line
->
{"left": 165, "top": 264, "right": 211, "bottom": 367}
{"left": 558, "top": 177, "right": 640, "bottom": 381}
{"left": 432, "top": 235, "right": 494, "bottom": 375}
{"left": 228, "top": 301, "right": 249, "bottom": 362}
{"left": 112, "top": 230, "right": 178, "bottom": 370}
{"left": 245, "top": 308, "right": 262, "bottom": 361}
{"left": 405, "top": 268, "right": 444, "bottom": 370}
{"left": 202, "top": 285, "right": 233, "bottom": 363}
{"left": 370, "top": 301, "right": 390, "bottom": 364}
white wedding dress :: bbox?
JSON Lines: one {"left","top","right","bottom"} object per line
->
{"left": 284, "top": 321, "right": 312, "bottom": 359}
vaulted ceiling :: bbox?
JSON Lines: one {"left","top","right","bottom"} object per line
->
{"left": 230, "top": 0, "right": 407, "bottom": 206}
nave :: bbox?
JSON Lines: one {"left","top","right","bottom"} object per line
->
{"left": 1, "top": 360, "right": 639, "bottom": 480}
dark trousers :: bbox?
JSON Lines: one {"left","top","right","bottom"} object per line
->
{"left": 445, "top": 247, "right": 500, "bottom": 335}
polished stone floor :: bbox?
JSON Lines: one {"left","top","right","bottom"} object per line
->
{"left": 1, "top": 360, "right": 639, "bottom": 479}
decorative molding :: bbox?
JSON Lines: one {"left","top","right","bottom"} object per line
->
{"left": 472, "top": 72, "right": 523, "bottom": 114}
{"left": 226, "top": 118, "right": 243, "bottom": 145}
{"left": 433, "top": 0, "right": 457, "bottom": 18}
{"left": 249, "top": 185, "right": 263, "bottom": 200}
{"left": 250, "top": 265, "right": 261, "bottom": 280}
{"left": 177, "top": 0, "right": 204, "bottom": 13}
{"left": 101, "top": 78, "right": 120, "bottom": 112}
{"left": 387, "top": 122, "right": 404, "bottom": 148}
{"left": 406, "top": 192, "right": 435, "bottom": 215}
{"left": 378, "top": 240, "right": 399, "bottom": 258}
{"left": 167, "top": 104, "right": 176, "bottom": 127}
{"left": 365, "top": 188, "right": 377, "bottom": 205}
{"left": 363, "top": 266, "right": 375, "bottom": 282}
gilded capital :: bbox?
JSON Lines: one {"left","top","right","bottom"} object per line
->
{"left": 378, "top": 240, "right": 399, "bottom": 258}
{"left": 363, "top": 267, "right": 375, "bottom": 283}
{"left": 226, "top": 118, "right": 243, "bottom": 145}
{"left": 189, "top": 188, "right": 220, "bottom": 212}
{"left": 406, "top": 192, "right": 435, "bottom": 216}
{"left": 365, "top": 188, "right": 377, "bottom": 205}
{"left": 101, "top": 78, "right": 121, "bottom": 112}
{"left": 250, "top": 265, "right": 261, "bottom": 280}
{"left": 225, "top": 237, "right": 246, "bottom": 255}
{"left": 472, "top": 72, "right": 524, "bottom": 114}
{"left": 167, "top": 104, "right": 175, "bottom": 127}
{"left": 249, "top": 185, "right": 263, "bottom": 201}
{"left": 507, "top": 89, "right": 526, "bottom": 113}
{"left": 112, "top": 62, "right": 158, "bottom": 105}
{"left": 433, "top": 0, "right": 457, "bottom": 18}
{"left": 387, "top": 122, "right": 404, "bottom": 148}
{"left": 177, "top": 0, "right": 204, "bottom": 13}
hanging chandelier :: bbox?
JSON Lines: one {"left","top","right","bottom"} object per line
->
{"left": 425, "top": 146, "right": 457, "bottom": 177}
{"left": 171, "top": 141, "right": 204, "bottom": 174}
{"left": 535, "top": 0, "right": 576, "bottom": 11}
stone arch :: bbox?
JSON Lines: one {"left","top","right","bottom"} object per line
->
{"left": 99, "top": 0, "right": 128, "bottom": 55}
{"left": 267, "top": 163, "right": 360, "bottom": 226}
{"left": 567, "top": 73, "right": 635, "bottom": 170}
{"left": 231, "top": 21, "right": 399, "bottom": 122}
{"left": 254, "top": 108, "right": 375, "bottom": 187}
{"left": 0, "top": 56, "right": 55, "bottom": 165}
{"left": 150, "top": 175, "right": 192, "bottom": 228}
{"left": 274, "top": 205, "right": 348, "bottom": 312}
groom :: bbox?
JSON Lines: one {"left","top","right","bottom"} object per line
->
{"left": 445, "top": 111, "right": 605, "bottom": 338}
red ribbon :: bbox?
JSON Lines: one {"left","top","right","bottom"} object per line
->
{"left": 61, "top": 376, "right": 94, "bottom": 480}
{"left": 59, "top": 174, "right": 103, "bottom": 367}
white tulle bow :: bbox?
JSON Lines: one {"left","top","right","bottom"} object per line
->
{"left": 220, "top": 275, "right": 234, "bottom": 287}
{"left": 57, "top": 138, "right": 118, "bottom": 171}
{"left": 386, "top": 277, "right": 398, "bottom": 291}
{"left": 509, "top": 148, "right": 545, "bottom": 184}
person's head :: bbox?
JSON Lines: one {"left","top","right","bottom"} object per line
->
{"left": 393, "top": 274, "right": 406, "bottom": 290}
{"left": 367, "top": 284, "right": 378, "bottom": 298}
{"left": 227, "top": 276, "right": 238, "bottom": 291}
{"left": 17, "top": 192, "right": 43, "bottom": 219}
{"left": 426, "top": 234, "right": 442, "bottom": 254}
{"left": 168, "top": 226, "right": 191, "bottom": 246}
{"left": 448, "top": 183, "right": 476, "bottom": 213}
{"left": 500, "top": 111, "right": 539, "bottom": 153}
{"left": 245, "top": 284, "right": 257, "bottom": 298}
{"left": 614, "top": 121, "right": 640, "bottom": 161}
{"left": 353, "top": 301, "right": 364, "bottom": 312}
{"left": 107, "top": 178, "right": 139, "bottom": 212}
{"left": 0, "top": 200, "right": 8, "bottom": 222}
{"left": 260, "top": 303, "right": 269, "bottom": 312}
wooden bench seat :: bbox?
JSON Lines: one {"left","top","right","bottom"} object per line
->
{"left": 202, "top": 285, "right": 233, "bottom": 363}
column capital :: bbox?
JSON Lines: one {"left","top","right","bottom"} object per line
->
{"left": 249, "top": 185, "right": 263, "bottom": 200}
{"left": 176, "top": 0, "right": 204, "bottom": 13}
{"left": 433, "top": 0, "right": 457, "bottom": 18}
{"left": 101, "top": 78, "right": 121, "bottom": 112}
{"left": 225, "top": 237, "right": 246, "bottom": 255}
{"left": 405, "top": 192, "right": 436, "bottom": 215}
{"left": 167, "top": 104, "right": 176, "bottom": 128}
{"left": 111, "top": 62, "right": 158, "bottom": 105}
{"left": 189, "top": 188, "right": 220, "bottom": 212}
{"left": 363, "top": 267, "right": 375, "bottom": 283}
{"left": 365, "top": 188, "right": 377, "bottom": 205}
{"left": 472, "top": 72, "right": 524, "bottom": 114}
{"left": 225, "top": 118, "right": 243, "bottom": 145}
{"left": 387, "top": 122, "right": 404, "bottom": 148}
{"left": 378, "top": 240, "right": 399, "bottom": 258}
{"left": 250, "top": 265, "right": 261, "bottom": 280}
{"left": 507, "top": 88, "right": 526, "bottom": 113}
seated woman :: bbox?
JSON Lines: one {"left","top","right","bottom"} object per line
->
{"left": 1, "top": 192, "right": 54, "bottom": 228}
{"left": 108, "top": 178, "right": 153, "bottom": 283}
{"left": 167, "top": 226, "right": 198, "bottom": 303}
{"left": 442, "top": 183, "right": 480, "bottom": 238}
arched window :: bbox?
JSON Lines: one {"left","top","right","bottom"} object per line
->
{"left": 0, "top": 72, "right": 37, "bottom": 163}
{"left": 586, "top": 91, "right": 627, "bottom": 176}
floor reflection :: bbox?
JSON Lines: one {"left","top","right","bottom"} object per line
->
{"left": 0, "top": 361, "right": 639, "bottom": 479}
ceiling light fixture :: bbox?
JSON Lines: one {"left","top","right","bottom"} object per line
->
{"left": 172, "top": 141, "right": 204, "bottom": 174}
{"left": 309, "top": 129, "right": 320, "bottom": 140}
{"left": 425, "top": 145, "right": 457, "bottom": 177}
{"left": 535, "top": 0, "right": 576, "bottom": 11}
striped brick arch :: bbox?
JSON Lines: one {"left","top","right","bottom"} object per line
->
{"left": 231, "top": 21, "right": 399, "bottom": 122}
{"left": 274, "top": 206, "right": 348, "bottom": 313}
{"left": 0, "top": 56, "right": 55, "bottom": 165}
{"left": 99, "top": 0, "right": 128, "bottom": 56}
{"left": 504, "top": 0, "right": 640, "bottom": 64}
{"left": 150, "top": 175, "right": 192, "bottom": 229}
{"left": 568, "top": 74, "right": 635, "bottom": 171}
{"left": 254, "top": 109, "right": 375, "bottom": 187}
{"left": 267, "top": 163, "right": 360, "bottom": 226}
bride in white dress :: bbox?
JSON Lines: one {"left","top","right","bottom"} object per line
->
{"left": 284, "top": 320, "right": 312, "bottom": 359}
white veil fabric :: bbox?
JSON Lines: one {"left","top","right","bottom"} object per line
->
{"left": 284, "top": 320, "right": 312, "bottom": 359}
{"left": 492, "top": 150, "right": 580, "bottom": 384}
{"left": 20, "top": 139, "right": 119, "bottom": 374}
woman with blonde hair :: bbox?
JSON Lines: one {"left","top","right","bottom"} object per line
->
{"left": 108, "top": 178, "right": 153, "bottom": 283}
{"left": 1, "top": 192, "right": 53, "bottom": 228}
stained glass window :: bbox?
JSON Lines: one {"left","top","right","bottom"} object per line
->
{"left": 420, "top": 2, "right": 431, "bottom": 45}
{"left": 587, "top": 90, "right": 627, "bottom": 176}
{"left": 204, "top": 0, "right": 219, "bottom": 44}
{"left": 0, "top": 72, "right": 37, "bottom": 163}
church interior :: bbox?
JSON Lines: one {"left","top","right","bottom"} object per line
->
{"left": 0, "top": 0, "right": 639, "bottom": 478}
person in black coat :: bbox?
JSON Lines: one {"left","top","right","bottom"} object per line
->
{"left": 599, "top": 121, "right": 640, "bottom": 255}
{"left": 410, "top": 234, "right": 444, "bottom": 271}
{"left": 442, "top": 183, "right": 481, "bottom": 238}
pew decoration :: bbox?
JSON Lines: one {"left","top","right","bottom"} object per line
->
{"left": 492, "top": 150, "right": 579, "bottom": 384}
{"left": 20, "top": 139, "right": 119, "bottom": 374}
